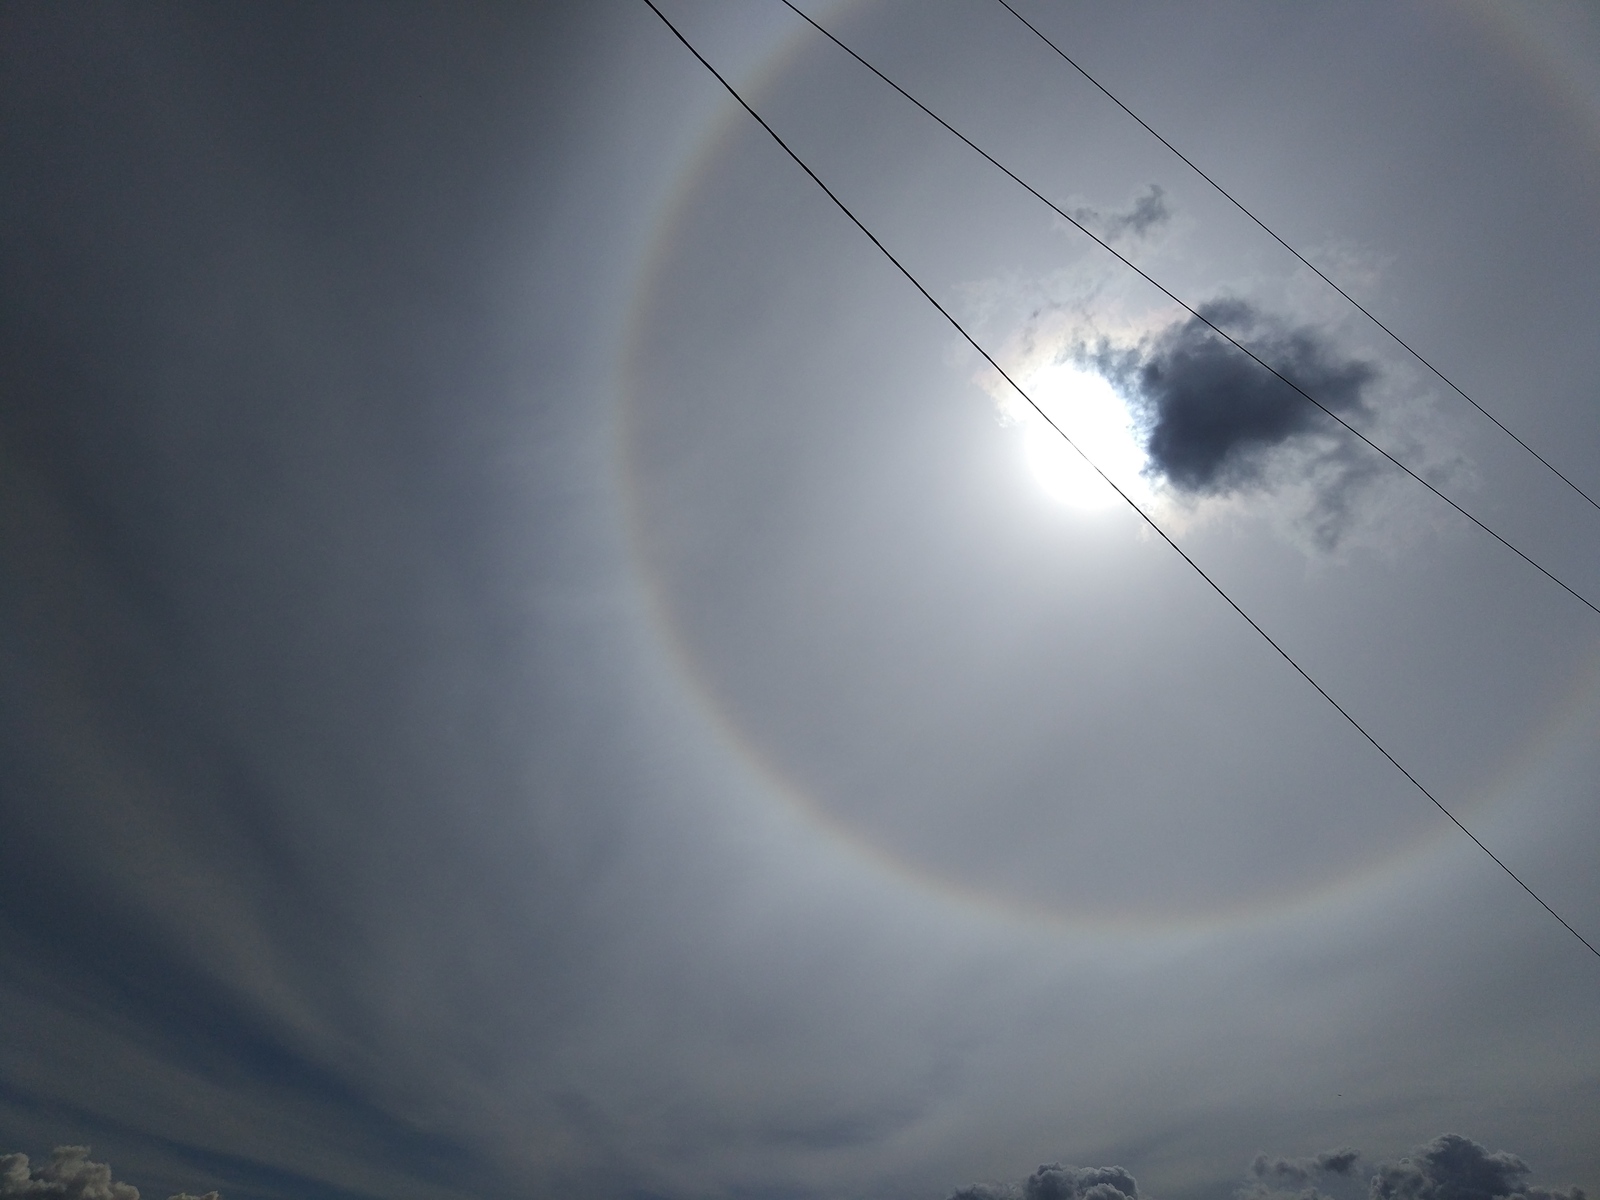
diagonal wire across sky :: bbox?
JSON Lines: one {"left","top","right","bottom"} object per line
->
{"left": 994, "top": 0, "right": 1600, "bottom": 518}
{"left": 640, "top": 0, "right": 1600, "bottom": 963}
{"left": 777, "top": 0, "right": 1600, "bottom": 620}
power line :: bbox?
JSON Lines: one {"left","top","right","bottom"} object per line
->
{"left": 994, "top": 0, "right": 1600, "bottom": 517}
{"left": 776, "top": 0, "right": 1600, "bottom": 622}
{"left": 639, "top": 0, "right": 1600, "bottom": 963}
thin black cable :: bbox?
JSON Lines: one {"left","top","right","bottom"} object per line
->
{"left": 777, "top": 0, "right": 1600, "bottom": 621}
{"left": 640, "top": 0, "right": 1600, "bottom": 962}
{"left": 994, "top": 0, "right": 1600, "bottom": 517}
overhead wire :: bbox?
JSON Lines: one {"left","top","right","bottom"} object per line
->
{"left": 777, "top": 0, "right": 1600, "bottom": 621}
{"left": 639, "top": 0, "right": 1600, "bottom": 962}
{"left": 994, "top": 0, "right": 1600, "bottom": 517}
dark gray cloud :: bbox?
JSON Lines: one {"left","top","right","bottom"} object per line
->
{"left": 1252, "top": 1149, "right": 1361, "bottom": 1186}
{"left": 949, "top": 1185, "right": 1013, "bottom": 1199}
{"left": 959, "top": 1138, "right": 1586, "bottom": 1200}
{"left": 0, "top": 1148, "right": 144, "bottom": 1200}
{"left": 1069, "top": 185, "right": 1170, "bottom": 242}
{"left": 1105, "top": 299, "right": 1378, "bottom": 495}
{"left": 950, "top": 1163, "right": 1140, "bottom": 1200}
{"left": 1371, "top": 1135, "right": 1585, "bottom": 1200}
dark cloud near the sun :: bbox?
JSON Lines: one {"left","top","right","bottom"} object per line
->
{"left": 1100, "top": 299, "right": 1378, "bottom": 496}
{"left": 1370, "top": 1135, "right": 1586, "bottom": 1200}
{"left": 1069, "top": 184, "right": 1170, "bottom": 242}
{"left": 950, "top": 1163, "right": 1140, "bottom": 1200}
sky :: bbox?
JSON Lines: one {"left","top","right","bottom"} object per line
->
{"left": 2, "top": 3, "right": 1598, "bottom": 1199}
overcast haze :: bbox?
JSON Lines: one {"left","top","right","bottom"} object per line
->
{"left": 2, "top": 3, "right": 1599, "bottom": 1199}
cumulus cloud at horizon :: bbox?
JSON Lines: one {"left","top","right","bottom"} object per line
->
{"left": 1247, "top": 1147, "right": 1362, "bottom": 1189}
{"left": 8, "top": 1136, "right": 1583, "bottom": 1200}
{"left": 1369, "top": 1135, "right": 1586, "bottom": 1200}
{"left": 0, "top": 1145, "right": 216, "bottom": 1200}
{"left": 944, "top": 1135, "right": 1585, "bottom": 1200}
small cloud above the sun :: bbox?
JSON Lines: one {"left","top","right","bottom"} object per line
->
{"left": 1063, "top": 183, "right": 1172, "bottom": 245}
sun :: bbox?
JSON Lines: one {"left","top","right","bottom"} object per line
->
{"left": 1020, "top": 364, "right": 1152, "bottom": 510}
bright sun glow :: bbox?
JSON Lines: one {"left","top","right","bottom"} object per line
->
{"left": 1020, "top": 364, "right": 1152, "bottom": 510}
